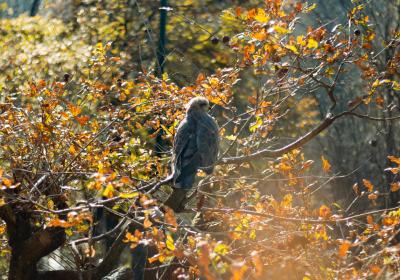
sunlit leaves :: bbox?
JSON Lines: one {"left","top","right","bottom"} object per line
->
{"left": 338, "top": 241, "right": 351, "bottom": 258}
{"left": 319, "top": 205, "right": 331, "bottom": 219}
{"left": 363, "top": 179, "right": 374, "bottom": 192}
{"left": 102, "top": 184, "right": 115, "bottom": 198}
{"left": 306, "top": 38, "right": 318, "bottom": 49}
{"left": 253, "top": 8, "right": 270, "bottom": 23}
{"left": 47, "top": 211, "right": 92, "bottom": 231}
{"left": 321, "top": 156, "right": 331, "bottom": 172}
{"left": 285, "top": 44, "right": 299, "bottom": 54}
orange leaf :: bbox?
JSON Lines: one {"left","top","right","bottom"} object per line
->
{"left": 321, "top": 155, "right": 331, "bottom": 172}
{"left": 370, "top": 265, "right": 381, "bottom": 274}
{"left": 75, "top": 115, "right": 89, "bottom": 126}
{"left": 68, "top": 103, "right": 82, "bottom": 117}
{"left": 143, "top": 216, "right": 153, "bottom": 228}
{"left": 388, "top": 155, "right": 400, "bottom": 165}
{"left": 338, "top": 241, "right": 351, "bottom": 258}
{"left": 164, "top": 207, "right": 178, "bottom": 228}
{"left": 2, "top": 178, "right": 12, "bottom": 187}
{"left": 319, "top": 205, "right": 331, "bottom": 219}
{"left": 391, "top": 182, "right": 400, "bottom": 192}
{"left": 367, "top": 215, "right": 374, "bottom": 224}
{"left": 363, "top": 179, "right": 374, "bottom": 192}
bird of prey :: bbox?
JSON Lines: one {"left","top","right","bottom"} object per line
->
{"left": 164, "top": 96, "right": 219, "bottom": 211}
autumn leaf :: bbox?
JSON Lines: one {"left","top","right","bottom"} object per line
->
{"left": 338, "top": 241, "right": 351, "bottom": 258}
{"left": 368, "top": 193, "right": 378, "bottom": 201}
{"left": 68, "top": 145, "right": 76, "bottom": 155}
{"left": 75, "top": 115, "right": 90, "bottom": 126}
{"left": 166, "top": 234, "right": 175, "bottom": 251}
{"left": 230, "top": 262, "right": 248, "bottom": 280}
{"left": 286, "top": 44, "right": 299, "bottom": 54}
{"left": 281, "top": 194, "right": 293, "bottom": 208}
{"left": 102, "top": 184, "right": 114, "bottom": 198}
{"left": 321, "top": 155, "right": 331, "bottom": 172}
{"left": 273, "top": 25, "right": 290, "bottom": 34}
{"left": 306, "top": 38, "right": 318, "bottom": 49}
{"left": 304, "top": 3, "right": 317, "bottom": 13}
{"left": 388, "top": 155, "right": 400, "bottom": 165}
{"left": 297, "top": 35, "right": 306, "bottom": 46}
{"left": 253, "top": 8, "right": 269, "bottom": 23}
{"left": 143, "top": 216, "right": 153, "bottom": 228}
{"left": 1, "top": 178, "right": 12, "bottom": 188}
{"left": 363, "top": 179, "right": 374, "bottom": 192}
{"left": 119, "top": 192, "right": 139, "bottom": 199}
{"left": 67, "top": 103, "right": 82, "bottom": 116}
{"left": 370, "top": 265, "right": 381, "bottom": 274}
{"left": 390, "top": 182, "right": 400, "bottom": 192}
{"left": 319, "top": 205, "right": 331, "bottom": 219}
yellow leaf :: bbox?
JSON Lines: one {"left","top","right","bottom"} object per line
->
{"left": 281, "top": 194, "right": 292, "bottom": 208}
{"left": 306, "top": 38, "right": 319, "bottom": 49}
{"left": 274, "top": 25, "right": 290, "bottom": 34}
{"left": 225, "top": 135, "right": 236, "bottom": 141}
{"left": 102, "top": 184, "right": 114, "bottom": 198}
{"left": 249, "top": 117, "right": 263, "bottom": 132}
{"left": 296, "top": 35, "right": 306, "bottom": 46}
{"left": 286, "top": 44, "right": 299, "bottom": 54}
{"left": 68, "top": 145, "right": 76, "bottom": 155}
{"left": 254, "top": 8, "right": 270, "bottom": 23}
{"left": 321, "top": 155, "right": 331, "bottom": 172}
{"left": 304, "top": 3, "right": 317, "bottom": 13}
{"left": 119, "top": 192, "right": 139, "bottom": 199}
{"left": 166, "top": 234, "right": 175, "bottom": 251}
{"left": 47, "top": 199, "right": 54, "bottom": 210}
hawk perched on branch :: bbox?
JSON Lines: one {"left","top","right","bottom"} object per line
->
{"left": 165, "top": 97, "right": 219, "bottom": 211}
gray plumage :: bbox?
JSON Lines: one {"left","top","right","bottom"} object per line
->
{"left": 172, "top": 97, "right": 219, "bottom": 189}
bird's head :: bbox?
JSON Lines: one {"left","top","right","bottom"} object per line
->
{"left": 186, "top": 96, "right": 210, "bottom": 114}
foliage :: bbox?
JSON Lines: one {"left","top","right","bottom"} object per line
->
{"left": 0, "top": 0, "right": 399, "bottom": 279}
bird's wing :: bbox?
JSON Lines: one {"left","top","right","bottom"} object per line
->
{"left": 172, "top": 118, "right": 193, "bottom": 178}
{"left": 196, "top": 114, "right": 219, "bottom": 170}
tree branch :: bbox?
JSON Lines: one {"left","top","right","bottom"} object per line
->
{"left": 220, "top": 113, "right": 339, "bottom": 164}
{"left": 220, "top": 111, "right": 400, "bottom": 165}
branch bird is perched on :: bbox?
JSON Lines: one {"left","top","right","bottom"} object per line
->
{"left": 164, "top": 97, "right": 219, "bottom": 211}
